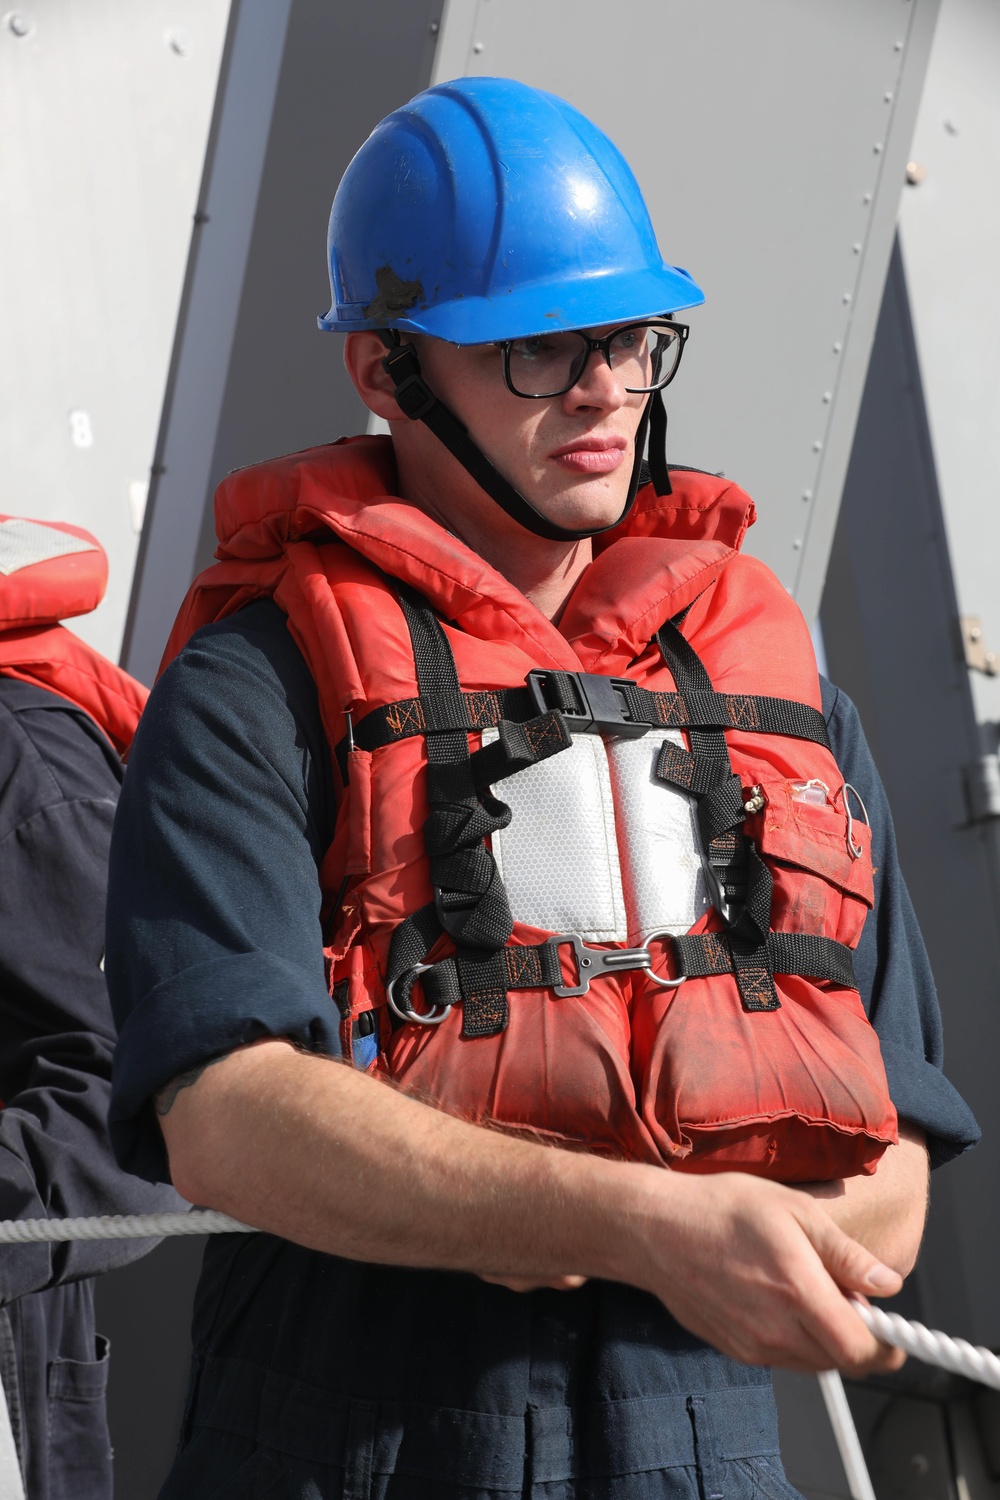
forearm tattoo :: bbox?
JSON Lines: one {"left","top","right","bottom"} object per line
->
{"left": 154, "top": 1054, "right": 227, "bottom": 1116}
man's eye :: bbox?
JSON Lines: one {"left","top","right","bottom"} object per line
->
{"left": 512, "top": 338, "right": 549, "bottom": 360}
{"left": 615, "top": 331, "right": 640, "bottom": 351}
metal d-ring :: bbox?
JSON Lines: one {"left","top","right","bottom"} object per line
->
{"left": 386, "top": 964, "right": 453, "bottom": 1026}
{"left": 637, "top": 929, "right": 687, "bottom": 989}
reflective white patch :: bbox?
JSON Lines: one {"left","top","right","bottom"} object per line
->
{"left": 486, "top": 730, "right": 628, "bottom": 942}
{"left": 485, "top": 729, "right": 712, "bottom": 944}
{"left": 0, "top": 519, "right": 96, "bottom": 576}
{"left": 607, "top": 733, "right": 713, "bottom": 942}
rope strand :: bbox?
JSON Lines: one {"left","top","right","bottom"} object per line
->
{"left": 852, "top": 1300, "right": 1000, "bottom": 1392}
{"left": 0, "top": 1210, "right": 251, "bottom": 1242}
{"left": 2, "top": 1214, "right": 998, "bottom": 1392}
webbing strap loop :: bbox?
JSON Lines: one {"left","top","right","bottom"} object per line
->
{"left": 396, "top": 591, "right": 513, "bottom": 952}
{"left": 656, "top": 615, "right": 779, "bottom": 1009}
{"left": 467, "top": 711, "right": 572, "bottom": 790}
{"left": 696, "top": 773, "right": 749, "bottom": 845}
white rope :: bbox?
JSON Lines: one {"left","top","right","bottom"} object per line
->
{"left": 0, "top": 1210, "right": 252, "bottom": 1242}
{"left": 853, "top": 1299, "right": 1000, "bottom": 1392}
{"left": 817, "top": 1371, "right": 876, "bottom": 1500}
{"left": 1, "top": 1213, "right": 998, "bottom": 1394}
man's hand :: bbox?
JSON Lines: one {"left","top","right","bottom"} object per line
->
{"left": 479, "top": 1273, "right": 588, "bottom": 1292}
{"left": 615, "top": 1168, "right": 904, "bottom": 1375}
{"left": 157, "top": 1040, "right": 907, "bottom": 1375}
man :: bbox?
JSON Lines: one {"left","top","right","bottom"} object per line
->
{"left": 107, "top": 79, "right": 977, "bottom": 1498}
{"left": 0, "top": 515, "right": 181, "bottom": 1498}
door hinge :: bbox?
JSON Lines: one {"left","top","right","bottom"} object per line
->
{"left": 960, "top": 616, "right": 999, "bottom": 676}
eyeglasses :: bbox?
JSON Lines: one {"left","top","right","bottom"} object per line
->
{"left": 499, "top": 319, "right": 689, "bottom": 400}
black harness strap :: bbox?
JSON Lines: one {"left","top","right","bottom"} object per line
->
{"left": 385, "top": 592, "right": 580, "bottom": 1038}
{"left": 673, "top": 932, "right": 856, "bottom": 991}
{"left": 393, "top": 928, "right": 857, "bottom": 1029}
{"left": 398, "top": 590, "right": 513, "bottom": 948}
{"left": 467, "top": 711, "right": 573, "bottom": 792}
{"left": 655, "top": 617, "right": 779, "bottom": 1011}
{"left": 338, "top": 681, "right": 830, "bottom": 770}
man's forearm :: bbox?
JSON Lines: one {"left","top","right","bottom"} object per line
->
{"left": 158, "top": 1039, "right": 630, "bottom": 1280}
{"left": 800, "top": 1122, "right": 929, "bottom": 1276}
{"left": 157, "top": 1038, "right": 911, "bottom": 1377}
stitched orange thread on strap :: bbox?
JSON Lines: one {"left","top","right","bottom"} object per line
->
{"left": 725, "top": 694, "right": 761, "bottom": 730}
{"left": 385, "top": 698, "right": 426, "bottom": 735}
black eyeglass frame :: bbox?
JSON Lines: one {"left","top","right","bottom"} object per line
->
{"left": 497, "top": 317, "right": 690, "bottom": 400}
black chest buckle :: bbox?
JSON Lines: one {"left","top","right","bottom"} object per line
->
{"left": 526, "top": 669, "right": 650, "bottom": 739}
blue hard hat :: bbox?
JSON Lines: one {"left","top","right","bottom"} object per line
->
{"left": 319, "top": 76, "right": 704, "bottom": 342}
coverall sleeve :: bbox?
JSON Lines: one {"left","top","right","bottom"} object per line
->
{"left": 0, "top": 691, "right": 181, "bottom": 1305}
{"left": 107, "top": 603, "right": 340, "bottom": 1186}
{"left": 822, "top": 678, "right": 979, "bottom": 1167}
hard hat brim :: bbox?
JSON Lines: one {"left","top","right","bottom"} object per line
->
{"left": 319, "top": 263, "right": 704, "bottom": 342}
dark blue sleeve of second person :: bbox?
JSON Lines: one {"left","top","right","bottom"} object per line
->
{"left": 107, "top": 602, "right": 340, "bottom": 1185}
{"left": 821, "top": 678, "right": 979, "bottom": 1167}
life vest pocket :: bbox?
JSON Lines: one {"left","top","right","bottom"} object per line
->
{"left": 752, "top": 780, "right": 875, "bottom": 949}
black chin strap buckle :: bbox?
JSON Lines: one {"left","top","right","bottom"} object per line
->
{"left": 382, "top": 343, "right": 437, "bottom": 421}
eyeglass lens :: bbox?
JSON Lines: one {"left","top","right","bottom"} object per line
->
{"left": 506, "top": 323, "right": 682, "bottom": 398}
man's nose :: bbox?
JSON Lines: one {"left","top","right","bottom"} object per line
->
{"left": 562, "top": 347, "right": 628, "bottom": 411}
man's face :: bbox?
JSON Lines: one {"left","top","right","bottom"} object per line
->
{"left": 397, "top": 327, "right": 648, "bottom": 538}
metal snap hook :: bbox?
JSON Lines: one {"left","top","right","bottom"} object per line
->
{"left": 838, "top": 782, "right": 870, "bottom": 860}
{"left": 544, "top": 934, "right": 684, "bottom": 996}
{"left": 637, "top": 929, "right": 687, "bottom": 989}
{"left": 386, "top": 964, "right": 452, "bottom": 1025}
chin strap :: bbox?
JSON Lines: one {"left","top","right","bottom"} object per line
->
{"left": 379, "top": 334, "right": 671, "bottom": 542}
{"left": 647, "top": 388, "right": 671, "bottom": 498}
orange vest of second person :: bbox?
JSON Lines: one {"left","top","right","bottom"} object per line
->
{"left": 0, "top": 515, "right": 147, "bottom": 754}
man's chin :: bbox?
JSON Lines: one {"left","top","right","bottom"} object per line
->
{"left": 532, "top": 478, "right": 634, "bottom": 535}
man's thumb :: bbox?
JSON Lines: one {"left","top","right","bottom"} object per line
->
{"left": 813, "top": 1217, "right": 901, "bottom": 1296}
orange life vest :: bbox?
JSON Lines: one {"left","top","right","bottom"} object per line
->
{"left": 0, "top": 515, "right": 147, "bottom": 754}
{"left": 162, "top": 437, "right": 897, "bottom": 1182}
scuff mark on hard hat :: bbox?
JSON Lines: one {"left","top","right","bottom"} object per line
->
{"left": 364, "top": 265, "right": 425, "bottom": 321}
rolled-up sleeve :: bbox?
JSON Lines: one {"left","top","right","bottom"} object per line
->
{"left": 823, "top": 679, "right": 979, "bottom": 1167}
{"left": 107, "top": 604, "right": 339, "bottom": 1183}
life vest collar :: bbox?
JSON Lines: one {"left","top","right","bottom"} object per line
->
{"left": 211, "top": 437, "right": 750, "bottom": 669}
{"left": 0, "top": 514, "right": 107, "bottom": 628}
{"left": 0, "top": 517, "right": 146, "bottom": 754}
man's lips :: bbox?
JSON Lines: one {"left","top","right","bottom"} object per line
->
{"left": 549, "top": 436, "right": 628, "bottom": 474}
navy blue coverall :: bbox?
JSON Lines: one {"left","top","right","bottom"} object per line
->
{"left": 0, "top": 678, "right": 180, "bottom": 1500}
{"left": 108, "top": 602, "right": 978, "bottom": 1500}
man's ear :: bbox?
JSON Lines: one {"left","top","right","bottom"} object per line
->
{"left": 343, "top": 331, "right": 402, "bottom": 421}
